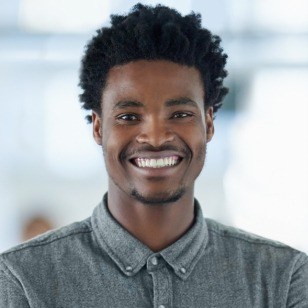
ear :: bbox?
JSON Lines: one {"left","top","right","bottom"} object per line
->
{"left": 205, "top": 107, "right": 214, "bottom": 143}
{"left": 92, "top": 111, "right": 103, "bottom": 145}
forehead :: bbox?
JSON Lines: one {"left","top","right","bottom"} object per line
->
{"left": 101, "top": 60, "right": 204, "bottom": 108}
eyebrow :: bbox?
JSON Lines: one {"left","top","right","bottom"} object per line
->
{"left": 113, "top": 97, "right": 198, "bottom": 110}
{"left": 113, "top": 100, "right": 143, "bottom": 110}
{"left": 165, "top": 97, "right": 198, "bottom": 108}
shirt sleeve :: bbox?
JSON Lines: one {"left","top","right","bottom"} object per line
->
{"left": 0, "top": 260, "right": 30, "bottom": 308}
{"left": 287, "top": 253, "right": 308, "bottom": 307}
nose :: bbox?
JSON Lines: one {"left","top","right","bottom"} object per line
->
{"left": 136, "top": 117, "right": 175, "bottom": 147}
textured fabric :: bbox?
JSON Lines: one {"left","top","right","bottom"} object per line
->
{"left": 1, "top": 195, "right": 308, "bottom": 308}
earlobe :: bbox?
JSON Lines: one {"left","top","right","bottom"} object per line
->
{"left": 205, "top": 107, "right": 214, "bottom": 142}
{"left": 92, "top": 112, "right": 103, "bottom": 145}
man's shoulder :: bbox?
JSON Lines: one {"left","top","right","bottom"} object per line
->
{"left": 0, "top": 217, "right": 93, "bottom": 268}
{"left": 205, "top": 217, "right": 307, "bottom": 264}
{"left": 206, "top": 217, "right": 288, "bottom": 247}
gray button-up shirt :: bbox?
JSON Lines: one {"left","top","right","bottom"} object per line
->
{"left": 1, "top": 195, "right": 308, "bottom": 307}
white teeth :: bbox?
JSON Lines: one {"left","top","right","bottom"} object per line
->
{"left": 135, "top": 156, "right": 180, "bottom": 168}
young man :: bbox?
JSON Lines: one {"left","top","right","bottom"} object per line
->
{"left": 1, "top": 4, "right": 307, "bottom": 307}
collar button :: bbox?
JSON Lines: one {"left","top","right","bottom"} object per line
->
{"left": 180, "top": 267, "right": 186, "bottom": 274}
{"left": 150, "top": 256, "right": 158, "bottom": 266}
{"left": 125, "top": 266, "right": 133, "bottom": 272}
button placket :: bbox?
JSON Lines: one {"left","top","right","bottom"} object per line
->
{"left": 149, "top": 265, "right": 172, "bottom": 308}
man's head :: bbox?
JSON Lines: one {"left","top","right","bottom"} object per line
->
{"left": 79, "top": 3, "right": 228, "bottom": 123}
{"left": 79, "top": 3, "right": 228, "bottom": 205}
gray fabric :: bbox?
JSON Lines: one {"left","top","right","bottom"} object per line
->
{"left": 1, "top": 195, "right": 307, "bottom": 307}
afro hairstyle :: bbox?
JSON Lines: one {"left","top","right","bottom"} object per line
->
{"left": 79, "top": 3, "right": 228, "bottom": 123}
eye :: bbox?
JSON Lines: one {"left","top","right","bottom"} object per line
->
{"left": 116, "top": 113, "right": 140, "bottom": 122}
{"left": 171, "top": 112, "right": 193, "bottom": 119}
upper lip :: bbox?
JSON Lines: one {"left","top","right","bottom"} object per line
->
{"left": 128, "top": 151, "right": 185, "bottom": 160}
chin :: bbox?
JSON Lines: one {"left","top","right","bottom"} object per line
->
{"left": 131, "top": 187, "right": 185, "bottom": 206}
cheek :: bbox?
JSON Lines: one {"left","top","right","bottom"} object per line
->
{"left": 185, "top": 125, "right": 206, "bottom": 161}
{"left": 102, "top": 122, "right": 119, "bottom": 152}
{"left": 189, "top": 128, "right": 207, "bottom": 166}
{"left": 190, "top": 141, "right": 206, "bottom": 180}
{"left": 196, "top": 142, "right": 206, "bottom": 161}
{"left": 102, "top": 126, "right": 132, "bottom": 166}
{"left": 103, "top": 138, "right": 118, "bottom": 163}
{"left": 102, "top": 128, "right": 118, "bottom": 163}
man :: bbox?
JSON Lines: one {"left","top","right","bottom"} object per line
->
{"left": 1, "top": 3, "right": 307, "bottom": 307}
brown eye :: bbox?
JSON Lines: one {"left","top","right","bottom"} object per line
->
{"left": 172, "top": 112, "right": 193, "bottom": 119}
{"left": 117, "top": 114, "right": 139, "bottom": 121}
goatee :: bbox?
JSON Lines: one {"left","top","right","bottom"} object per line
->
{"left": 131, "top": 188, "right": 185, "bottom": 206}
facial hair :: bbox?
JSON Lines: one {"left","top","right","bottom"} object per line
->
{"left": 103, "top": 136, "right": 207, "bottom": 207}
{"left": 131, "top": 187, "right": 186, "bottom": 206}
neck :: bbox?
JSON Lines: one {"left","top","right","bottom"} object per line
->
{"left": 107, "top": 183, "right": 195, "bottom": 252}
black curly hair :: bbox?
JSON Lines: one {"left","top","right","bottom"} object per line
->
{"left": 79, "top": 3, "right": 228, "bottom": 123}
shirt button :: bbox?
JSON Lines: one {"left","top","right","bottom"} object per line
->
{"left": 151, "top": 256, "right": 158, "bottom": 266}
{"left": 180, "top": 267, "right": 186, "bottom": 274}
{"left": 125, "top": 266, "right": 133, "bottom": 272}
{"left": 158, "top": 305, "right": 165, "bottom": 308}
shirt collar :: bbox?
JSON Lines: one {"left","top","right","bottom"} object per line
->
{"left": 91, "top": 194, "right": 208, "bottom": 280}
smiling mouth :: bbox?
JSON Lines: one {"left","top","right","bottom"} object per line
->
{"left": 131, "top": 156, "right": 182, "bottom": 168}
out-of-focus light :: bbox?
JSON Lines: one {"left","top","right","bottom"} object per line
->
{"left": 254, "top": 0, "right": 308, "bottom": 32}
{"left": 18, "top": 0, "right": 110, "bottom": 33}
{"left": 225, "top": 68, "right": 308, "bottom": 253}
{"left": 44, "top": 70, "right": 101, "bottom": 178}
{"left": 228, "top": 0, "right": 308, "bottom": 33}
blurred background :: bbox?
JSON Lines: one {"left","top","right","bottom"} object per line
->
{"left": 0, "top": 0, "right": 307, "bottom": 253}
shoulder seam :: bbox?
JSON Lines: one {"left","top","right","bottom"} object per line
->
{"left": 293, "top": 252, "right": 308, "bottom": 272}
{"left": 208, "top": 227, "right": 294, "bottom": 250}
{"left": 1, "top": 228, "right": 93, "bottom": 256}
{"left": 285, "top": 252, "right": 308, "bottom": 305}
{"left": 0, "top": 259, "right": 24, "bottom": 291}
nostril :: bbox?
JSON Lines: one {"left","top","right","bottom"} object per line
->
{"left": 136, "top": 130, "right": 175, "bottom": 146}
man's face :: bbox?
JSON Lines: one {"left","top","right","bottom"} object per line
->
{"left": 93, "top": 60, "right": 214, "bottom": 205}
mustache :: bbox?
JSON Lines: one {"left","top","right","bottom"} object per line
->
{"left": 121, "top": 144, "right": 191, "bottom": 160}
